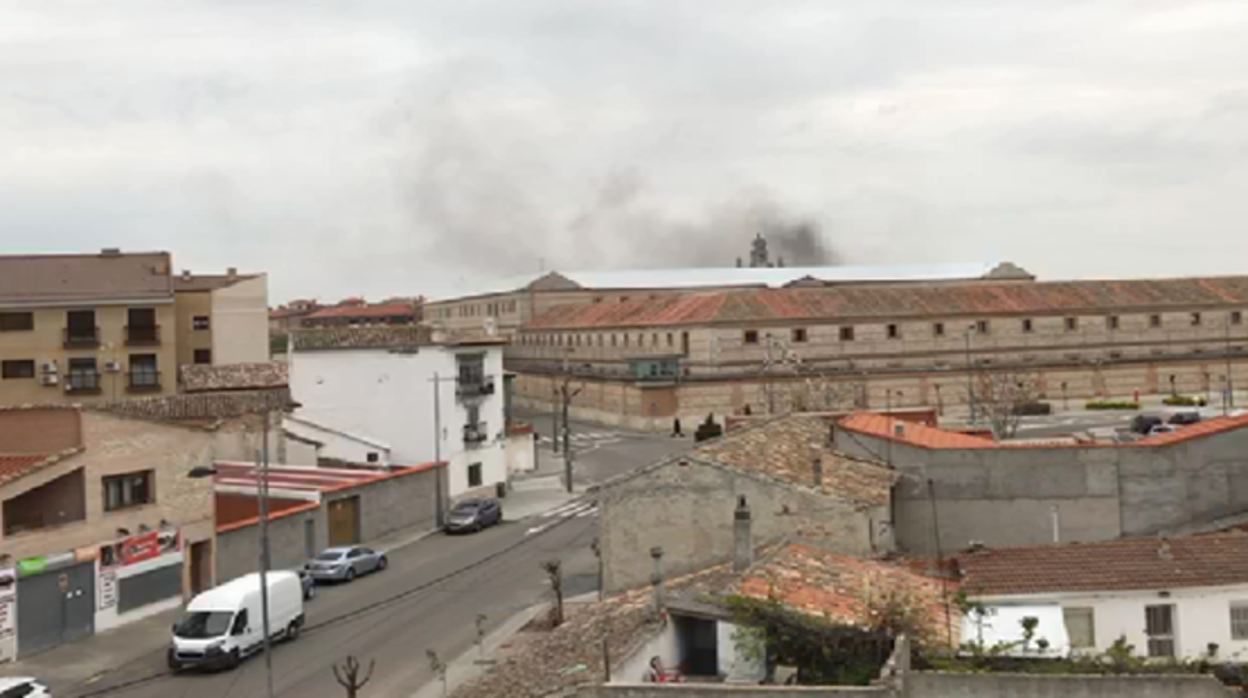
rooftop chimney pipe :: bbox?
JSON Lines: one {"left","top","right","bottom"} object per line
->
{"left": 227, "top": 267, "right": 238, "bottom": 280}
{"left": 734, "top": 495, "right": 753, "bottom": 572}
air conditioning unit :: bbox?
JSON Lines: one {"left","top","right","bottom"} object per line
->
{"left": 104, "top": 361, "right": 122, "bottom": 373}
{"left": 40, "top": 374, "right": 59, "bottom": 387}
{"left": 41, "top": 362, "right": 58, "bottom": 374}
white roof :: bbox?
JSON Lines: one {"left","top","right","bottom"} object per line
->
{"left": 188, "top": 571, "right": 298, "bottom": 611}
{"left": 430, "top": 262, "right": 1006, "bottom": 302}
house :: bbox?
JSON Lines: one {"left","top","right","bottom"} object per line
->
{"left": 0, "top": 388, "right": 289, "bottom": 661}
{"left": 597, "top": 413, "right": 898, "bottom": 592}
{"left": 299, "top": 299, "right": 422, "bottom": 328}
{"left": 957, "top": 534, "right": 1248, "bottom": 661}
{"left": 0, "top": 250, "right": 271, "bottom": 406}
{"left": 832, "top": 411, "right": 1248, "bottom": 557}
{"left": 268, "top": 299, "right": 321, "bottom": 336}
{"left": 288, "top": 326, "right": 509, "bottom": 498}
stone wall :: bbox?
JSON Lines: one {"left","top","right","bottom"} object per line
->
{"left": 599, "top": 459, "right": 876, "bottom": 592}
{"left": 578, "top": 685, "right": 887, "bottom": 698}
{"left": 902, "top": 672, "right": 1228, "bottom": 698}
{"left": 216, "top": 502, "right": 321, "bottom": 582}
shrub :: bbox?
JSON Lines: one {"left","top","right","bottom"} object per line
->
{"left": 1164, "top": 395, "right": 1208, "bottom": 407}
{"left": 1085, "top": 400, "right": 1141, "bottom": 410}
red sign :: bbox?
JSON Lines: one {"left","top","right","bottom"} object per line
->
{"left": 99, "top": 529, "right": 181, "bottom": 569}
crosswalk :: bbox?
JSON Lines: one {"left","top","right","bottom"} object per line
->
{"left": 524, "top": 500, "right": 599, "bottom": 536}
{"left": 537, "top": 432, "right": 619, "bottom": 445}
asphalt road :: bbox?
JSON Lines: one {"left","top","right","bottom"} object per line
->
{"left": 520, "top": 408, "right": 692, "bottom": 484}
{"left": 70, "top": 506, "right": 600, "bottom": 698}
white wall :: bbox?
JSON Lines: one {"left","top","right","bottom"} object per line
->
{"left": 94, "top": 551, "right": 185, "bottom": 633}
{"left": 506, "top": 431, "right": 536, "bottom": 475}
{"left": 284, "top": 416, "right": 391, "bottom": 467}
{"left": 211, "top": 275, "right": 270, "bottom": 364}
{"left": 289, "top": 345, "right": 507, "bottom": 497}
{"left": 985, "top": 583, "right": 1248, "bottom": 661}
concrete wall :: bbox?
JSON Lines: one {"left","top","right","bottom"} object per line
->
{"left": 506, "top": 430, "right": 536, "bottom": 475}
{"left": 835, "top": 424, "right": 1248, "bottom": 556}
{"left": 284, "top": 416, "right": 391, "bottom": 466}
{"left": 581, "top": 685, "right": 887, "bottom": 697}
{"left": 599, "top": 459, "right": 876, "bottom": 592}
{"left": 210, "top": 275, "right": 270, "bottom": 365}
{"left": 902, "top": 672, "right": 1228, "bottom": 698}
{"left": 290, "top": 345, "right": 507, "bottom": 496}
{"left": 216, "top": 503, "right": 321, "bottom": 582}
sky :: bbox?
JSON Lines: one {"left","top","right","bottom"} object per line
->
{"left": 3, "top": 0, "right": 1248, "bottom": 304}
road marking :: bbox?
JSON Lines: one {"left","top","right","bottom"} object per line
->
{"left": 575, "top": 506, "right": 599, "bottom": 518}
{"left": 525, "top": 523, "right": 552, "bottom": 536}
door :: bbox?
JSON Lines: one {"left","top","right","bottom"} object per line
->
{"left": 16, "top": 562, "right": 95, "bottom": 657}
{"left": 190, "top": 541, "right": 212, "bottom": 595}
{"left": 327, "top": 497, "right": 360, "bottom": 547}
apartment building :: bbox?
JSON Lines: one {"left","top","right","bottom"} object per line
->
{"left": 0, "top": 251, "right": 269, "bottom": 406}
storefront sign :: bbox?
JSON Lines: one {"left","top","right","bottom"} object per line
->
{"left": 98, "top": 570, "right": 118, "bottom": 611}
{"left": 16, "top": 557, "right": 46, "bottom": 577}
{"left": 0, "top": 566, "right": 16, "bottom": 663}
{"left": 99, "top": 529, "right": 181, "bottom": 569}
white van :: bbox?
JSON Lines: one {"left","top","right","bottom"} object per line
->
{"left": 169, "top": 571, "right": 304, "bottom": 671}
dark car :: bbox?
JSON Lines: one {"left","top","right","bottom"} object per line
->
{"left": 446, "top": 498, "right": 503, "bottom": 533}
{"left": 1131, "top": 415, "right": 1164, "bottom": 435}
{"left": 1168, "top": 411, "right": 1202, "bottom": 426}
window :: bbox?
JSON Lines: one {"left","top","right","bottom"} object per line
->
{"left": 612, "top": 335, "right": 618, "bottom": 347}
{"left": 457, "top": 353, "right": 486, "bottom": 387}
{"left": 1145, "top": 604, "right": 1176, "bottom": 658}
{"left": 1022, "top": 319, "right": 1033, "bottom": 333}
{"left": 128, "top": 354, "right": 159, "bottom": 390}
{"left": 193, "top": 349, "right": 212, "bottom": 365}
{"left": 467, "top": 462, "right": 483, "bottom": 488}
{"left": 666, "top": 333, "right": 674, "bottom": 348}
{"left": 231, "top": 609, "right": 249, "bottom": 636}
{"left": 67, "top": 357, "right": 99, "bottom": 392}
{"left": 839, "top": 326, "right": 855, "bottom": 342}
{"left": 681, "top": 332, "right": 690, "bottom": 355}
{"left": 1063, "top": 607, "right": 1096, "bottom": 649}
{"left": 1232, "top": 603, "right": 1248, "bottom": 640}
{"left": 623, "top": 335, "right": 629, "bottom": 347}
{"left": 976, "top": 320, "right": 990, "bottom": 334}
{"left": 1191, "top": 312, "right": 1202, "bottom": 326}
{"left": 1234, "top": 311, "right": 1243, "bottom": 326}
{"left": 103, "top": 470, "right": 155, "bottom": 511}
{"left": 792, "top": 328, "right": 808, "bottom": 343}
{"left": 0, "top": 312, "right": 33, "bottom": 332}
{"left": 933, "top": 322, "right": 945, "bottom": 337}
{"left": 1150, "top": 314, "right": 1162, "bottom": 328}
{"left": 192, "top": 316, "right": 210, "bottom": 331}
{"left": 887, "top": 324, "right": 899, "bottom": 339}
{"left": 65, "top": 309, "right": 98, "bottom": 345}
{"left": 744, "top": 330, "right": 759, "bottom": 345}
{"left": 1065, "top": 317, "right": 1078, "bottom": 332}
{"left": 1, "top": 360, "right": 35, "bottom": 379}
{"left": 1107, "top": 315, "right": 1120, "bottom": 330}
{"left": 598, "top": 335, "right": 604, "bottom": 347}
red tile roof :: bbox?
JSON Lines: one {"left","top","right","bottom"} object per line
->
{"left": 838, "top": 413, "right": 995, "bottom": 449}
{"left": 303, "top": 303, "right": 419, "bottom": 320}
{"left": 523, "top": 275, "right": 1248, "bottom": 329}
{"left": 958, "top": 534, "right": 1248, "bottom": 596}
{"left": 0, "top": 454, "right": 51, "bottom": 485}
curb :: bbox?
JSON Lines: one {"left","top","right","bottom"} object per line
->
{"left": 408, "top": 601, "right": 552, "bottom": 698}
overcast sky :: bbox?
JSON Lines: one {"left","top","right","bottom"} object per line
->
{"left": 3, "top": 0, "right": 1248, "bottom": 303}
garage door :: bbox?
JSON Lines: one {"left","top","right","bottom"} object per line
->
{"left": 327, "top": 496, "right": 360, "bottom": 547}
{"left": 17, "top": 561, "right": 94, "bottom": 657}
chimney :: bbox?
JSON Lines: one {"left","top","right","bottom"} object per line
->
{"left": 650, "top": 546, "right": 666, "bottom": 613}
{"left": 227, "top": 267, "right": 238, "bottom": 281}
{"left": 100, "top": 247, "right": 121, "bottom": 257}
{"left": 181, "top": 269, "right": 192, "bottom": 282}
{"left": 734, "top": 495, "right": 753, "bottom": 572}
{"left": 812, "top": 456, "right": 824, "bottom": 488}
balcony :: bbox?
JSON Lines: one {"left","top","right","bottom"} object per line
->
{"left": 456, "top": 379, "right": 495, "bottom": 400}
{"left": 125, "top": 325, "right": 161, "bottom": 346}
{"left": 64, "top": 372, "right": 102, "bottom": 395}
{"left": 63, "top": 327, "right": 100, "bottom": 349}
{"left": 463, "top": 422, "right": 489, "bottom": 445}
{"left": 126, "top": 371, "right": 162, "bottom": 393}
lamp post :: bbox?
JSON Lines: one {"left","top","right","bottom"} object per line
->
{"left": 1226, "top": 313, "right": 1236, "bottom": 410}
{"left": 188, "top": 414, "right": 275, "bottom": 698}
{"left": 964, "top": 325, "right": 977, "bottom": 423}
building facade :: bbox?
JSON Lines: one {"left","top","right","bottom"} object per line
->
{"left": 288, "top": 327, "right": 508, "bottom": 498}
{"left": 300, "top": 298, "right": 423, "bottom": 328}
{"left": 508, "top": 275, "right": 1248, "bottom": 430}
{"left": 173, "top": 269, "right": 271, "bottom": 368}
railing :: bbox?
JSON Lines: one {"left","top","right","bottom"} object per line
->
{"left": 63, "top": 327, "right": 100, "bottom": 348}
{"left": 127, "top": 371, "right": 162, "bottom": 393}
{"left": 463, "top": 422, "right": 489, "bottom": 444}
{"left": 456, "top": 379, "right": 494, "bottom": 399}
{"left": 65, "top": 371, "right": 102, "bottom": 394}
{"left": 125, "top": 325, "right": 161, "bottom": 346}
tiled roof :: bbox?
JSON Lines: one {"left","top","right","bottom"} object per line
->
{"left": 0, "top": 448, "right": 85, "bottom": 487}
{"left": 957, "top": 534, "right": 1248, "bottom": 596}
{"left": 523, "top": 275, "right": 1248, "bottom": 329}
{"left": 180, "top": 363, "right": 289, "bottom": 393}
{"left": 838, "top": 413, "right": 995, "bottom": 450}
{"left": 302, "top": 302, "right": 419, "bottom": 320}
{"left": 173, "top": 273, "right": 259, "bottom": 292}
{"left": 290, "top": 326, "right": 432, "bottom": 351}
{"left": 691, "top": 414, "right": 896, "bottom": 506}
{"left": 92, "top": 389, "right": 295, "bottom": 425}
{"left": 269, "top": 305, "right": 320, "bottom": 319}
{"left": 738, "top": 543, "right": 957, "bottom": 646}
{"left": 0, "top": 251, "right": 173, "bottom": 305}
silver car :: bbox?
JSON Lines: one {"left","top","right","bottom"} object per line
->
{"left": 305, "top": 546, "right": 388, "bottom": 583}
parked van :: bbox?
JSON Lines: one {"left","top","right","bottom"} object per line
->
{"left": 169, "top": 571, "right": 304, "bottom": 671}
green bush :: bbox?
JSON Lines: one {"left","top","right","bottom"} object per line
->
{"left": 1163, "top": 395, "right": 1207, "bottom": 407}
{"left": 1085, "top": 400, "right": 1141, "bottom": 411}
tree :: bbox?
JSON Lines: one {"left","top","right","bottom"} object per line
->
{"left": 541, "top": 559, "right": 565, "bottom": 627}
{"left": 426, "top": 649, "right": 447, "bottom": 697}
{"left": 972, "top": 370, "right": 1041, "bottom": 440}
{"left": 758, "top": 334, "right": 865, "bottom": 415}
{"left": 332, "top": 656, "right": 375, "bottom": 698}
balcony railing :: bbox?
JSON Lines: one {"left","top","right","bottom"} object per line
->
{"left": 463, "top": 422, "right": 489, "bottom": 445}
{"left": 127, "top": 371, "right": 162, "bottom": 393}
{"left": 63, "top": 327, "right": 100, "bottom": 349}
{"left": 125, "top": 325, "right": 161, "bottom": 346}
{"left": 65, "top": 371, "right": 101, "bottom": 394}
{"left": 456, "top": 379, "right": 494, "bottom": 400}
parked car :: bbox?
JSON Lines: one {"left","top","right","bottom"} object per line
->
{"left": 304, "top": 547, "right": 387, "bottom": 583}
{"left": 297, "top": 569, "right": 316, "bottom": 600}
{"left": 1149, "top": 424, "right": 1178, "bottom": 436}
{"left": 169, "top": 571, "right": 304, "bottom": 671}
{"left": 1168, "top": 410, "right": 1202, "bottom": 426}
{"left": 446, "top": 498, "right": 503, "bottom": 534}
{"left": 0, "top": 678, "right": 50, "bottom": 697}
{"left": 1131, "top": 415, "right": 1164, "bottom": 435}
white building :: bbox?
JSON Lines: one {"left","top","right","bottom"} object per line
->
{"left": 958, "top": 534, "right": 1248, "bottom": 661}
{"left": 287, "top": 326, "right": 508, "bottom": 498}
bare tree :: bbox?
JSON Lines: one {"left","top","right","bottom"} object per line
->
{"left": 759, "top": 334, "right": 864, "bottom": 414}
{"left": 541, "top": 559, "right": 565, "bottom": 627}
{"left": 332, "top": 656, "right": 376, "bottom": 698}
{"left": 973, "top": 370, "right": 1042, "bottom": 440}
{"left": 474, "top": 613, "right": 488, "bottom": 661}
{"left": 426, "top": 649, "right": 447, "bottom": 697}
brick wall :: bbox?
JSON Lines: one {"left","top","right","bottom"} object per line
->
{"left": 215, "top": 493, "right": 311, "bottom": 527}
{"left": 0, "top": 408, "right": 82, "bottom": 454}
{"left": 902, "top": 672, "right": 1227, "bottom": 698}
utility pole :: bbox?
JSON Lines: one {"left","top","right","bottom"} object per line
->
{"left": 556, "top": 375, "right": 583, "bottom": 493}
{"left": 258, "top": 411, "right": 275, "bottom": 698}
{"left": 964, "top": 325, "right": 976, "bottom": 423}
{"left": 1227, "top": 314, "right": 1236, "bottom": 411}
